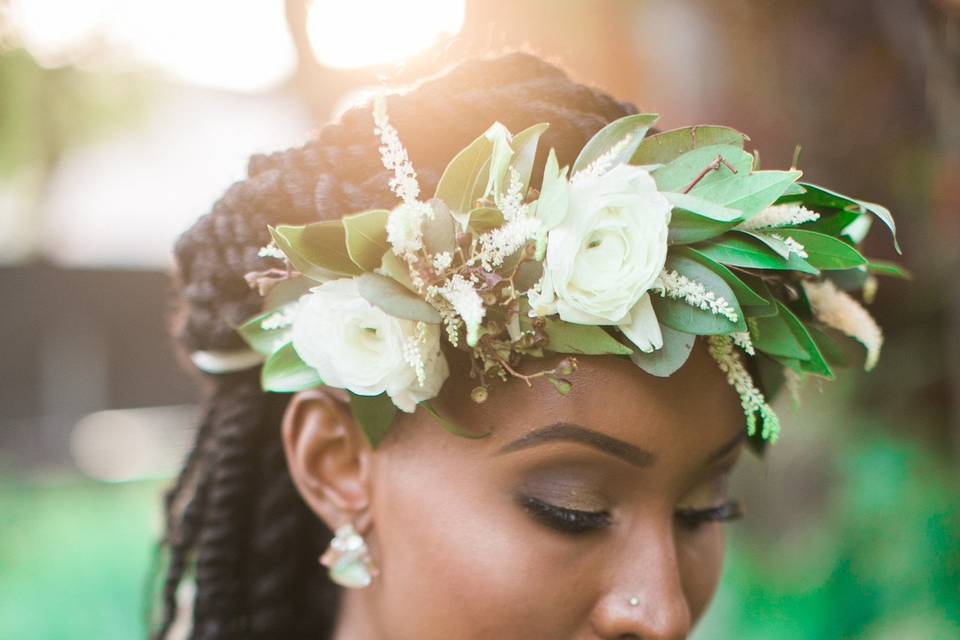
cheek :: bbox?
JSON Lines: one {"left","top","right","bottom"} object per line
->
{"left": 367, "top": 456, "right": 590, "bottom": 640}
{"left": 677, "top": 525, "right": 727, "bottom": 621}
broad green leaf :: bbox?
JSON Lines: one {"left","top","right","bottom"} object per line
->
{"left": 270, "top": 222, "right": 361, "bottom": 279}
{"left": 776, "top": 229, "right": 867, "bottom": 270}
{"left": 263, "top": 276, "right": 314, "bottom": 310}
{"left": 778, "top": 182, "right": 900, "bottom": 254}
{"left": 786, "top": 209, "right": 860, "bottom": 237}
{"left": 806, "top": 324, "right": 851, "bottom": 368}
{"left": 261, "top": 342, "right": 324, "bottom": 392}
{"left": 349, "top": 392, "right": 397, "bottom": 449}
{"left": 543, "top": 318, "right": 633, "bottom": 355}
{"left": 468, "top": 207, "right": 505, "bottom": 234}
{"left": 867, "top": 259, "right": 912, "bottom": 280}
{"left": 535, "top": 148, "right": 569, "bottom": 261}
{"left": 696, "top": 233, "right": 819, "bottom": 275}
{"left": 673, "top": 247, "right": 768, "bottom": 306}
{"left": 764, "top": 302, "right": 833, "bottom": 379}
{"left": 509, "top": 123, "right": 549, "bottom": 195}
{"left": 667, "top": 210, "right": 739, "bottom": 245}
{"left": 356, "top": 272, "right": 442, "bottom": 323}
{"left": 750, "top": 308, "right": 809, "bottom": 361}
{"left": 740, "top": 230, "right": 799, "bottom": 260}
{"left": 652, "top": 254, "right": 746, "bottom": 334}
{"left": 664, "top": 191, "right": 743, "bottom": 221}
{"left": 237, "top": 308, "right": 293, "bottom": 356}
{"left": 652, "top": 144, "right": 753, "bottom": 193}
{"left": 631, "top": 125, "right": 749, "bottom": 165}
{"left": 422, "top": 198, "right": 457, "bottom": 256}
{"left": 343, "top": 209, "right": 389, "bottom": 272}
{"left": 420, "top": 399, "right": 491, "bottom": 439}
{"left": 377, "top": 250, "right": 415, "bottom": 291}
{"left": 694, "top": 170, "right": 802, "bottom": 219}
{"left": 483, "top": 122, "right": 514, "bottom": 200}
{"left": 826, "top": 266, "right": 869, "bottom": 291}
{"left": 435, "top": 129, "right": 493, "bottom": 217}
{"left": 630, "top": 325, "right": 696, "bottom": 377}
{"left": 573, "top": 113, "right": 659, "bottom": 174}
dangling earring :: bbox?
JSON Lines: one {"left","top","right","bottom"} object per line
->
{"left": 320, "top": 522, "right": 378, "bottom": 588}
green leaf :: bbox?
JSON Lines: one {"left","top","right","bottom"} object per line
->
{"left": 778, "top": 182, "right": 900, "bottom": 254}
{"left": 776, "top": 229, "right": 867, "bottom": 270}
{"left": 749, "top": 308, "right": 810, "bottom": 361}
{"left": 696, "top": 233, "right": 819, "bottom": 275}
{"left": 356, "top": 272, "right": 442, "bottom": 324}
{"left": 630, "top": 325, "right": 696, "bottom": 377}
{"left": 468, "top": 207, "right": 505, "bottom": 234}
{"left": 787, "top": 209, "right": 860, "bottom": 237}
{"left": 237, "top": 309, "right": 292, "bottom": 356}
{"left": 694, "top": 170, "right": 802, "bottom": 219}
{"left": 435, "top": 129, "right": 493, "bottom": 217}
{"left": 652, "top": 144, "right": 754, "bottom": 193}
{"left": 270, "top": 221, "right": 362, "bottom": 279}
{"left": 739, "top": 230, "right": 798, "bottom": 260}
{"left": 573, "top": 113, "right": 659, "bottom": 174}
{"left": 349, "top": 392, "right": 397, "bottom": 449}
{"left": 664, "top": 191, "right": 743, "bottom": 221}
{"left": 422, "top": 198, "right": 457, "bottom": 256}
{"left": 631, "top": 125, "right": 749, "bottom": 165}
{"left": 546, "top": 376, "right": 573, "bottom": 395}
{"left": 667, "top": 210, "right": 739, "bottom": 245}
{"left": 867, "top": 259, "right": 912, "bottom": 280}
{"left": 508, "top": 123, "right": 549, "bottom": 195}
{"left": 484, "top": 122, "right": 514, "bottom": 200}
{"left": 263, "top": 276, "right": 314, "bottom": 310}
{"left": 261, "top": 342, "right": 324, "bottom": 392}
{"left": 343, "top": 209, "right": 389, "bottom": 272}
{"left": 420, "top": 400, "right": 491, "bottom": 439}
{"left": 758, "top": 302, "right": 834, "bottom": 379}
{"left": 651, "top": 254, "right": 746, "bottom": 334}
{"left": 543, "top": 318, "right": 633, "bottom": 355}
{"left": 673, "top": 247, "right": 768, "bottom": 306}
{"left": 806, "top": 324, "right": 851, "bottom": 368}
{"left": 534, "top": 148, "right": 569, "bottom": 259}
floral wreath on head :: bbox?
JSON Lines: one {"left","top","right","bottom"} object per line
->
{"left": 207, "top": 95, "right": 907, "bottom": 449}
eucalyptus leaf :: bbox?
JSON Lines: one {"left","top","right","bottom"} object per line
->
{"left": 652, "top": 144, "right": 753, "bottom": 193}
{"left": 483, "top": 122, "right": 514, "bottom": 200}
{"left": 630, "top": 325, "right": 696, "bottom": 377}
{"left": 651, "top": 254, "right": 746, "bottom": 334}
{"left": 420, "top": 400, "right": 491, "bottom": 439}
{"left": 263, "top": 276, "right": 314, "bottom": 310}
{"left": 673, "top": 247, "right": 768, "bottom": 306}
{"left": 573, "top": 113, "right": 659, "bottom": 174}
{"left": 349, "top": 392, "right": 397, "bottom": 449}
{"left": 377, "top": 250, "right": 415, "bottom": 291}
{"left": 435, "top": 129, "right": 493, "bottom": 217}
{"left": 356, "top": 272, "right": 442, "bottom": 324}
{"left": 696, "top": 233, "right": 819, "bottom": 275}
{"left": 422, "top": 198, "right": 457, "bottom": 256}
{"left": 508, "top": 123, "right": 549, "bottom": 195}
{"left": 343, "top": 209, "right": 389, "bottom": 272}
{"left": 543, "top": 319, "right": 633, "bottom": 355}
{"left": 468, "top": 207, "right": 505, "bottom": 234}
{"left": 261, "top": 342, "right": 324, "bottom": 393}
{"left": 237, "top": 309, "right": 293, "bottom": 356}
{"left": 776, "top": 229, "right": 867, "bottom": 270}
{"left": 535, "top": 148, "right": 569, "bottom": 236}
{"left": 631, "top": 125, "right": 749, "bottom": 165}
{"left": 270, "top": 222, "right": 362, "bottom": 279}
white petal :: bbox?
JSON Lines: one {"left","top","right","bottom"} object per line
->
{"left": 618, "top": 293, "right": 663, "bottom": 353}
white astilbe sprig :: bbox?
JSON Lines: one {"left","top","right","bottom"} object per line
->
{"left": 771, "top": 233, "right": 809, "bottom": 259}
{"left": 260, "top": 304, "right": 298, "bottom": 331}
{"left": 652, "top": 270, "right": 740, "bottom": 323}
{"left": 257, "top": 242, "right": 286, "bottom": 260}
{"left": 802, "top": 279, "right": 883, "bottom": 370}
{"left": 571, "top": 133, "right": 633, "bottom": 181}
{"left": 373, "top": 94, "right": 420, "bottom": 204}
{"left": 732, "top": 330, "right": 756, "bottom": 355}
{"left": 707, "top": 335, "right": 780, "bottom": 442}
{"left": 476, "top": 167, "right": 540, "bottom": 269}
{"left": 738, "top": 204, "right": 820, "bottom": 231}
{"left": 437, "top": 274, "right": 486, "bottom": 347}
{"left": 401, "top": 321, "right": 430, "bottom": 386}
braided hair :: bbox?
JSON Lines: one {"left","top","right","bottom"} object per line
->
{"left": 156, "top": 52, "right": 638, "bottom": 640}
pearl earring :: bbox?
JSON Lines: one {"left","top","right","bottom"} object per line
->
{"left": 319, "top": 522, "right": 378, "bottom": 588}
{"left": 628, "top": 596, "right": 640, "bottom": 607}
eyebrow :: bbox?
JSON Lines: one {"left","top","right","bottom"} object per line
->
{"left": 494, "top": 422, "right": 747, "bottom": 468}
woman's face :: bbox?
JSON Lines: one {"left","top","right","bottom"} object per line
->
{"left": 291, "top": 342, "right": 746, "bottom": 640}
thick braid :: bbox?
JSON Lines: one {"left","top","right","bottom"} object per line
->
{"left": 157, "top": 51, "right": 638, "bottom": 640}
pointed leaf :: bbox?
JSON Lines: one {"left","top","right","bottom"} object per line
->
{"left": 652, "top": 254, "right": 746, "bottom": 334}
{"left": 668, "top": 210, "right": 739, "bottom": 245}
{"left": 422, "top": 198, "right": 457, "bottom": 256}
{"left": 573, "top": 113, "right": 659, "bottom": 174}
{"left": 356, "top": 272, "right": 441, "bottom": 324}
{"left": 271, "top": 222, "right": 361, "bottom": 279}
{"left": 420, "top": 399, "right": 491, "bottom": 439}
{"left": 343, "top": 209, "right": 390, "bottom": 271}
{"left": 631, "top": 125, "right": 749, "bottom": 165}
{"left": 544, "top": 319, "right": 633, "bottom": 355}
{"left": 349, "top": 392, "right": 397, "bottom": 449}
{"left": 509, "top": 123, "right": 549, "bottom": 195}
{"left": 664, "top": 191, "right": 743, "bottom": 221}
{"left": 261, "top": 342, "right": 324, "bottom": 392}
{"left": 630, "top": 326, "right": 696, "bottom": 377}
{"left": 238, "top": 308, "right": 294, "bottom": 356}
{"left": 776, "top": 229, "right": 867, "bottom": 270}
{"left": 867, "top": 259, "right": 912, "bottom": 280}
{"left": 435, "top": 130, "right": 493, "bottom": 216}
{"left": 696, "top": 233, "right": 819, "bottom": 274}
{"left": 652, "top": 144, "right": 753, "bottom": 193}
{"left": 694, "top": 170, "right": 802, "bottom": 219}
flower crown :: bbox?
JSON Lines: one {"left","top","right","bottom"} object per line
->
{"left": 229, "top": 96, "right": 907, "bottom": 448}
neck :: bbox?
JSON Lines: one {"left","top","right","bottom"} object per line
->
{"left": 331, "top": 586, "right": 382, "bottom": 640}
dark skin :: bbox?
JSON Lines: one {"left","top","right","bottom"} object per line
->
{"left": 283, "top": 340, "right": 745, "bottom": 640}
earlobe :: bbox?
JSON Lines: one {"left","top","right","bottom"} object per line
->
{"left": 281, "top": 388, "right": 374, "bottom": 533}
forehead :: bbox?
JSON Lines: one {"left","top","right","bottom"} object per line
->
{"left": 394, "top": 340, "right": 744, "bottom": 466}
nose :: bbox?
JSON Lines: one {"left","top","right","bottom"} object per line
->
{"left": 589, "top": 522, "right": 693, "bottom": 640}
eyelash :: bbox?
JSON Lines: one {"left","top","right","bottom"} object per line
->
{"left": 518, "top": 495, "right": 744, "bottom": 535}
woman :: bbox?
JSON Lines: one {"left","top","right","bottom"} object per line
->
{"left": 156, "top": 51, "right": 896, "bottom": 639}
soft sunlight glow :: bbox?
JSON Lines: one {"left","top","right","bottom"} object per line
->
{"left": 306, "top": 0, "right": 465, "bottom": 69}
{"left": 7, "top": 0, "right": 295, "bottom": 92}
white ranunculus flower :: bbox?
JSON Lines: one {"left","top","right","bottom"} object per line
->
{"left": 291, "top": 278, "right": 449, "bottom": 412}
{"left": 528, "top": 163, "right": 672, "bottom": 352}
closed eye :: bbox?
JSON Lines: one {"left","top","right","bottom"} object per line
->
{"left": 517, "top": 494, "right": 612, "bottom": 535}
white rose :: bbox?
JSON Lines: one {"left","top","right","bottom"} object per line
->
{"left": 291, "top": 278, "right": 449, "bottom": 412}
{"left": 528, "top": 163, "right": 671, "bottom": 352}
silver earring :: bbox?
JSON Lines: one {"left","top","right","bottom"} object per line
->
{"left": 320, "top": 522, "right": 378, "bottom": 588}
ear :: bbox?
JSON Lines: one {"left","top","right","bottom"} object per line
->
{"left": 282, "top": 388, "right": 374, "bottom": 533}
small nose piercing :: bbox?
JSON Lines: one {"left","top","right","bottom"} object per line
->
{"left": 628, "top": 596, "right": 640, "bottom": 607}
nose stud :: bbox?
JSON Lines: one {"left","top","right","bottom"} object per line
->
{"left": 628, "top": 596, "right": 640, "bottom": 607}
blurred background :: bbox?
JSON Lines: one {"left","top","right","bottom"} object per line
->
{"left": 1, "top": 0, "right": 958, "bottom": 637}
